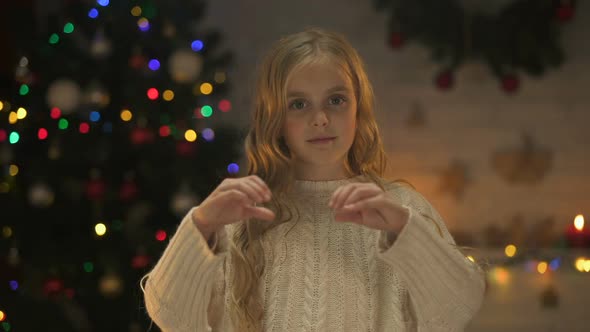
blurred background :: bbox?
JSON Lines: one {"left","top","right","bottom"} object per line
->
{"left": 0, "top": 0, "right": 588, "bottom": 331}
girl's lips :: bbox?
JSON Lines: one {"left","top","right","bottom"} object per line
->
{"left": 307, "top": 137, "right": 336, "bottom": 143}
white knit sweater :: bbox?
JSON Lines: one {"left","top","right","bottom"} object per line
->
{"left": 142, "top": 177, "right": 485, "bottom": 331}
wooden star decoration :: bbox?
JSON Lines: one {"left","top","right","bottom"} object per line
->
{"left": 437, "top": 160, "right": 470, "bottom": 200}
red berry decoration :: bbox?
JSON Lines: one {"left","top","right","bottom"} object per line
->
{"left": 130, "top": 127, "right": 154, "bottom": 145}
{"left": 555, "top": 2, "right": 574, "bottom": 23}
{"left": 176, "top": 140, "right": 196, "bottom": 157}
{"left": 119, "top": 180, "right": 138, "bottom": 201}
{"left": 435, "top": 71, "right": 454, "bottom": 90}
{"left": 389, "top": 32, "right": 405, "bottom": 49}
{"left": 43, "top": 277, "right": 64, "bottom": 297}
{"left": 501, "top": 75, "right": 520, "bottom": 94}
{"left": 86, "top": 179, "right": 106, "bottom": 200}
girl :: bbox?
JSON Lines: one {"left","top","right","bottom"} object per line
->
{"left": 141, "top": 28, "right": 485, "bottom": 331}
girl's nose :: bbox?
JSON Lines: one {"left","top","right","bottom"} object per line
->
{"left": 312, "top": 110, "right": 329, "bottom": 127}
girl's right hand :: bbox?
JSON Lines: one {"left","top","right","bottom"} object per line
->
{"left": 191, "top": 175, "right": 275, "bottom": 236}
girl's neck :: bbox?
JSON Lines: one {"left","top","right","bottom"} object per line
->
{"left": 293, "top": 174, "right": 364, "bottom": 193}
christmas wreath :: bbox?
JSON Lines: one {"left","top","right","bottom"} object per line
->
{"left": 374, "top": 0, "right": 576, "bottom": 93}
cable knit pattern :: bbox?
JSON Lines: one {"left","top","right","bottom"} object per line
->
{"left": 142, "top": 176, "right": 485, "bottom": 331}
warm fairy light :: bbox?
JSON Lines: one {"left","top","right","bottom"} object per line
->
{"left": 491, "top": 267, "right": 510, "bottom": 285}
{"left": 95, "top": 223, "right": 107, "bottom": 236}
{"left": 584, "top": 260, "right": 590, "bottom": 273}
{"left": 9, "top": 112, "right": 18, "bottom": 124}
{"left": 214, "top": 71, "right": 226, "bottom": 83}
{"left": 0, "top": 101, "right": 4, "bottom": 110}
{"left": 184, "top": 129, "right": 197, "bottom": 142}
{"left": 574, "top": 214, "right": 584, "bottom": 231}
{"left": 467, "top": 255, "right": 475, "bottom": 263}
{"left": 504, "top": 244, "right": 517, "bottom": 257}
{"left": 2, "top": 226, "right": 12, "bottom": 238}
{"left": 0, "top": 310, "right": 5, "bottom": 321}
{"left": 200, "top": 83, "right": 213, "bottom": 95}
{"left": 17, "top": 107, "right": 27, "bottom": 119}
{"left": 162, "top": 90, "right": 174, "bottom": 101}
{"left": 575, "top": 258, "right": 585, "bottom": 272}
{"left": 537, "top": 261, "right": 548, "bottom": 274}
{"left": 120, "top": 109, "right": 133, "bottom": 121}
{"left": 131, "top": 6, "right": 142, "bottom": 16}
{"left": 9, "top": 165, "right": 18, "bottom": 176}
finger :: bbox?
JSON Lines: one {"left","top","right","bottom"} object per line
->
{"left": 342, "top": 194, "right": 388, "bottom": 212}
{"left": 329, "top": 186, "right": 343, "bottom": 208}
{"left": 221, "top": 188, "right": 252, "bottom": 206}
{"left": 342, "top": 186, "right": 382, "bottom": 208}
{"left": 247, "top": 176, "right": 272, "bottom": 201}
{"left": 244, "top": 206, "right": 276, "bottom": 221}
{"left": 331, "top": 184, "right": 357, "bottom": 209}
{"left": 333, "top": 210, "right": 362, "bottom": 224}
{"left": 249, "top": 175, "right": 272, "bottom": 196}
{"left": 235, "top": 181, "right": 267, "bottom": 203}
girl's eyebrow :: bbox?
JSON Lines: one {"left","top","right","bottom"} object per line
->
{"left": 287, "top": 85, "right": 351, "bottom": 98}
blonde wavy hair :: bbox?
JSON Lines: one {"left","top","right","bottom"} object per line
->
{"left": 228, "top": 27, "right": 402, "bottom": 330}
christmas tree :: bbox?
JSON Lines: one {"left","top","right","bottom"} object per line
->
{"left": 0, "top": 1, "right": 240, "bottom": 330}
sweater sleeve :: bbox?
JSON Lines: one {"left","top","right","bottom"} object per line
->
{"left": 375, "top": 186, "right": 485, "bottom": 331}
{"left": 141, "top": 207, "right": 228, "bottom": 331}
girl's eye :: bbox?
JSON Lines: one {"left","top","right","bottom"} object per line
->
{"left": 289, "top": 100, "right": 306, "bottom": 110}
{"left": 329, "top": 96, "right": 347, "bottom": 106}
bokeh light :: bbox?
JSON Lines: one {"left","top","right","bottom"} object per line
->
{"left": 95, "top": 223, "right": 107, "bottom": 236}
{"left": 148, "top": 59, "right": 160, "bottom": 71}
{"left": 218, "top": 99, "right": 231, "bottom": 112}
{"left": 50, "top": 107, "right": 61, "bottom": 119}
{"left": 202, "top": 128, "right": 215, "bottom": 141}
{"left": 38, "top": 128, "right": 48, "bottom": 140}
{"left": 184, "top": 129, "right": 197, "bottom": 142}
{"left": 200, "top": 105, "right": 213, "bottom": 117}
{"left": 58, "top": 118, "right": 69, "bottom": 130}
{"left": 227, "top": 163, "right": 239, "bottom": 174}
{"left": 64, "top": 22, "right": 75, "bottom": 33}
{"left": 88, "top": 8, "right": 99, "bottom": 19}
{"left": 120, "top": 109, "right": 132, "bottom": 121}
{"left": 155, "top": 230, "right": 167, "bottom": 241}
{"left": 147, "top": 88, "right": 159, "bottom": 100}
{"left": 79, "top": 122, "right": 90, "bottom": 134}
{"left": 162, "top": 90, "right": 174, "bottom": 101}
{"left": 200, "top": 83, "right": 213, "bottom": 95}
{"left": 191, "top": 40, "right": 204, "bottom": 52}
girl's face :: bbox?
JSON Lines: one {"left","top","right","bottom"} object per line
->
{"left": 282, "top": 60, "right": 357, "bottom": 180}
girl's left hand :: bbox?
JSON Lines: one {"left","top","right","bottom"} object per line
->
{"left": 329, "top": 182, "right": 410, "bottom": 234}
